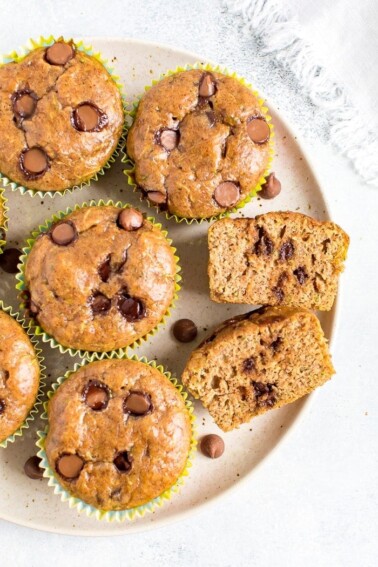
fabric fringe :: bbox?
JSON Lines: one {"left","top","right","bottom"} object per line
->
{"left": 224, "top": 0, "right": 378, "bottom": 186}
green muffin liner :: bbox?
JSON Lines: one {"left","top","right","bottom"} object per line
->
{"left": 0, "top": 35, "right": 128, "bottom": 199}
{"left": 0, "top": 187, "right": 9, "bottom": 253}
{"left": 0, "top": 301, "right": 46, "bottom": 448}
{"left": 36, "top": 353, "right": 196, "bottom": 522}
{"left": 122, "top": 62, "right": 275, "bottom": 224}
{"left": 15, "top": 199, "right": 181, "bottom": 359}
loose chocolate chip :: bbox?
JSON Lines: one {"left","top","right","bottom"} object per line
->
{"left": 247, "top": 117, "right": 270, "bottom": 144}
{"left": 72, "top": 102, "right": 108, "bottom": 132}
{"left": 24, "top": 456, "right": 44, "bottom": 480}
{"left": 260, "top": 172, "right": 281, "bottom": 199}
{"left": 200, "top": 434, "right": 225, "bottom": 459}
{"left": 50, "top": 221, "right": 77, "bottom": 246}
{"left": 118, "top": 294, "right": 145, "bottom": 322}
{"left": 199, "top": 73, "right": 217, "bottom": 97}
{"left": 254, "top": 226, "right": 274, "bottom": 256}
{"left": 19, "top": 147, "right": 49, "bottom": 179}
{"left": 146, "top": 191, "right": 167, "bottom": 205}
{"left": 243, "top": 357, "right": 256, "bottom": 373}
{"left": 90, "top": 292, "right": 111, "bottom": 315}
{"left": 12, "top": 90, "right": 37, "bottom": 120}
{"left": 98, "top": 255, "right": 111, "bottom": 283}
{"left": 158, "top": 128, "right": 179, "bottom": 151}
{"left": 56, "top": 454, "right": 84, "bottom": 480}
{"left": 293, "top": 266, "right": 308, "bottom": 285}
{"left": 124, "top": 391, "right": 153, "bottom": 416}
{"left": 0, "top": 399, "right": 5, "bottom": 415}
{"left": 214, "top": 181, "right": 240, "bottom": 208}
{"left": 172, "top": 319, "right": 198, "bottom": 343}
{"left": 117, "top": 208, "right": 143, "bottom": 231}
{"left": 82, "top": 380, "right": 110, "bottom": 411}
{"left": 279, "top": 241, "right": 294, "bottom": 261}
{"left": 0, "top": 248, "right": 22, "bottom": 273}
{"left": 113, "top": 451, "right": 133, "bottom": 473}
{"left": 45, "top": 42, "right": 74, "bottom": 66}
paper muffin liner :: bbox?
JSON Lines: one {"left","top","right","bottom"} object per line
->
{"left": 0, "top": 35, "right": 128, "bottom": 199}
{"left": 0, "top": 187, "right": 9, "bottom": 254}
{"left": 122, "top": 62, "right": 275, "bottom": 224}
{"left": 36, "top": 353, "right": 196, "bottom": 522}
{"left": 0, "top": 300, "right": 46, "bottom": 448}
{"left": 16, "top": 199, "right": 181, "bottom": 359}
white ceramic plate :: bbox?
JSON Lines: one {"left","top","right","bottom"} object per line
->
{"left": 0, "top": 38, "right": 338, "bottom": 536}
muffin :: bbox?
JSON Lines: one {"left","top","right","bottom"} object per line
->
{"left": 0, "top": 309, "right": 40, "bottom": 443}
{"left": 44, "top": 358, "right": 192, "bottom": 511}
{"left": 182, "top": 306, "right": 334, "bottom": 431}
{"left": 126, "top": 68, "right": 272, "bottom": 219}
{"left": 0, "top": 39, "right": 124, "bottom": 193}
{"left": 22, "top": 204, "right": 178, "bottom": 352}
{"left": 208, "top": 212, "right": 349, "bottom": 310}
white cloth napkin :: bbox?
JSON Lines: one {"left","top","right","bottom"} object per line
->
{"left": 225, "top": 0, "right": 378, "bottom": 186}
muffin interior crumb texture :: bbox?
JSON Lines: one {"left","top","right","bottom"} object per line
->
{"left": 182, "top": 307, "right": 335, "bottom": 431}
{"left": 208, "top": 212, "right": 349, "bottom": 310}
{"left": 0, "top": 42, "right": 124, "bottom": 191}
{"left": 127, "top": 69, "right": 271, "bottom": 219}
{"left": 45, "top": 359, "right": 192, "bottom": 511}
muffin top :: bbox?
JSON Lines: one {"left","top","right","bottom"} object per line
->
{"left": 45, "top": 358, "right": 192, "bottom": 511}
{"left": 24, "top": 205, "right": 177, "bottom": 352}
{"left": 127, "top": 69, "right": 272, "bottom": 219}
{"left": 0, "top": 310, "right": 40, "bottom": 442}
{"left": 0, "top": 40, "right": 124, "bottom": 192}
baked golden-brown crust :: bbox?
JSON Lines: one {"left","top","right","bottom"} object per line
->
{"left": 45, "top": 359, "right": 192, "bottom": 511}
{"left": 182, "top": 306, "right": 335, "bottom": 431}
{"left": 208, "top": 212, "right": 349, "bottom": 310}
{"left": 0, "top": 310, "right": 40, "bottom": 442}
{"left": 0, "top": 42, "right": 123, "bottom": 192}
{"left": 127, "top": 69, "right": 271, "bottom": 219}
{"left": 24, "top": 205, "right": 177, "bottom": 352}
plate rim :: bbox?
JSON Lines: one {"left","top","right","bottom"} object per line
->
{"left": 0, "top": 36, "right": 341, "bottom": 536}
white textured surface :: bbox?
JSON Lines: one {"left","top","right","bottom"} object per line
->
{"left": 0, "top": 2, "right": 377, "bottom": 566}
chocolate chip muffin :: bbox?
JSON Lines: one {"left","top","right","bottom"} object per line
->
{"left": 23, "top": 205, "right": 178, "bottom": 352}
{"left": 0, "top": 39, "right": 124, "bottom": 192}
{"left": 44, "top": 358, "right": 192, "bottom": 511}
{"left": 126, "top": 68, "right": 272, "bottom": 219}
{"left": 0, "top": 309, "right": 40, "bottom": 443}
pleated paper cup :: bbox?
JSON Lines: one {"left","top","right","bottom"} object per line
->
{"left": 0, "top": 187, "right": 9, "bottom": 254}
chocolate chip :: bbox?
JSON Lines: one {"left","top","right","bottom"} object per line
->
{"left": 45, "top": 42, "right": 74, "bottom": 66}
{"left": 260, "top": 172, "right": 281, "bottom": 199}
{"left": 254, "top": 226, "right": 274, "bottom": 256}
{"left": 252, "top": 381, "right": 277, "bottom": 408}
{"left": 98, "top": 255, "right": 111, "bottom": 282}
{"left": 146, "top": 191, "right": 167, "bottom": 205}
{"left": 72, "top": 102, "right": 108, "bottom": 132}
{"left": 214, "top": 181, "right": 240, "bottom": 208}
{"left": 0, "top": 399, "right": 5, "bottom": 415}
{"left": 206, "top": 111, "right": 216, "bottom": 126}
{"left": 118, "top": 293, "right": 145, "bottom": 322}
{"left": 124, "top": 391, "right": 153, "bottom": 416}
{"left": 24, "top": 456, "right": 44, "bottom": 480}
{"left": 272, "top": 287, "right": 284, "bottom": 303}
{"left": 12, "top": 90, "right": 37, "bottom": 120}
{"left": 158, "top": 128, "right": 179, "bottom": 151}
{"left": 172, "top": 319, "right": 198, "bottom": 343}
{"left": 243, "top": 357, "right": 256, "bottom": 373}
{"left": 270, "top": 337, "right": 282, "bottom": 352}
{"left": 82, "top": 380, "right": 110, "bottom": 411}
{"left": 117, "top": 208, "right": 143, "bottom": 231}
{"left": 56, "top": 454, "right": 84, "bottom": 480}
{"left": 50, "top": 221, "right": 77, "bottom": 246}
{"left": 247, "top": 117, "right": 270, "bottom": 144}
{"left": 0, "top": 369, "right": 9, "bottom": 387}
{"left": 200, "top": 434, "right": 225, "bottom": 459}
{"left": 113, "top": 451, "right": 133, "bottom": 473}
{"left": 0, "top": 248, "right": 22, "bottom": 273}
{"left": 90, "top": 292, "right": 111, "bottom": 315}
{"left": 19, "top": 147, "right": 49, "bottom": 179}
{"left": 199, "top": 73, "right": 216, "bottom": 97}
{"left": 279, "top": 241, "right": 294, "bottom": 261}
{"left": 293, "top": 266, "right": 308, "bottom": 285}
